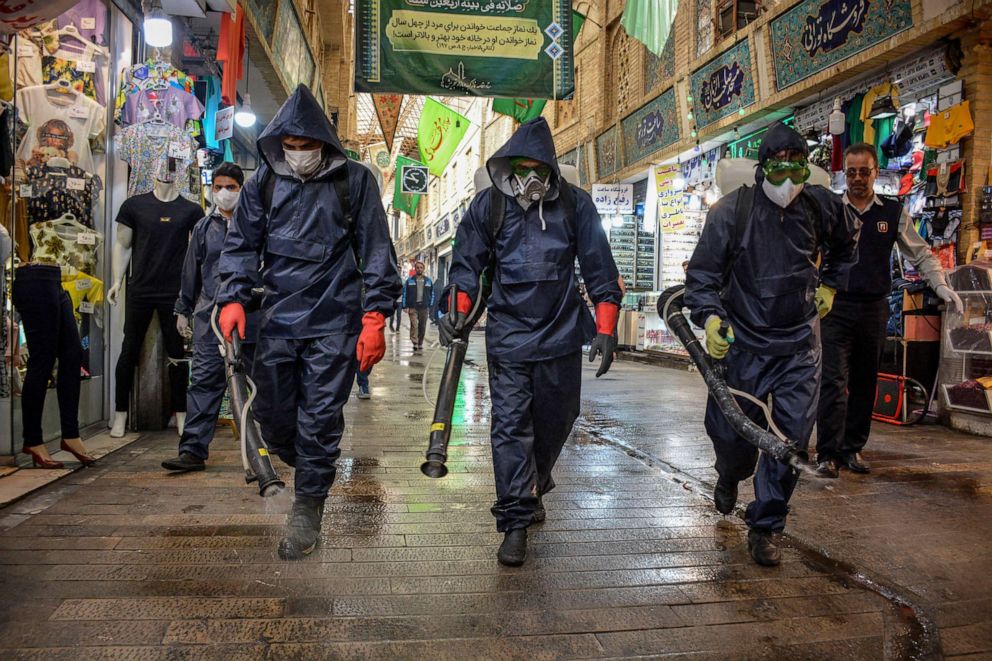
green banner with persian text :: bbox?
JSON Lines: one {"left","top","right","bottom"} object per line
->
{"left": 355, "top": 0, "right": 576, "bottom": 99}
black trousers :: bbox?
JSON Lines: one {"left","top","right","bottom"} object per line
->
{"left": 816, "top": 296, "right": 889, "bottom": 461}
{"left": 114, "top": 298, "right": 188, "bottom": 413}
{"left": 388, "top": 301, "right": 402, "bottom": 331}
{"left": 11, "top": 264, "right": 82, "bottom": 446}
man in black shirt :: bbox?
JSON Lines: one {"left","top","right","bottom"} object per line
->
{"left": 108, "top": 177, "right": 202, "bottom": 438}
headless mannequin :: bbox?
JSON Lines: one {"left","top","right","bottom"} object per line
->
{"left": 108, "top": 178, "right": 186, "bottom": 438}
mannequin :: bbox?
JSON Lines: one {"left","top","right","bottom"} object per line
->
{"left": 108, "top": 173, "right": 202, "bottom": 438}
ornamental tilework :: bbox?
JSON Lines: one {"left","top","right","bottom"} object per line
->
{"left": 596, "top": 127, "right": 621, "bottom": 178}
{"left": 690, "top": 40, "right": 755, "bottom": 129}
{"left": 644, "top": 27, "right": 676, "bottom": 95}
{"left": 770, "top": 0, "right": 913, "bottom": 90}
{"left": 622, "top": 87, "right": 680, "bottom": 166}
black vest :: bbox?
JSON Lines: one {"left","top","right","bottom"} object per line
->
{"left": 841, "top": 195, "right": 903, "bottom": 300}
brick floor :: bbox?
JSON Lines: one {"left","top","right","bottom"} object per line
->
{"left": 0, "top": 333, "right": 943, "bottom": 658}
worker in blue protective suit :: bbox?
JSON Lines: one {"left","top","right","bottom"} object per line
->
{"left": 685, "top": 122, "right": 860, "bottom": 567}
{"left": 216, "top": 85, "right": 402, "bottom": 560}
{"left": 164, "top": 162, "right": 260, "bottom": 473}
{"left": 439, "top": 118, "right": 622, "bottom": 567}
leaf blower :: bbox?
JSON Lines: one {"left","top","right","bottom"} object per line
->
{"left": 658, "top": 286, "right": 812, "bottom": 472}
{"left": 421, "top": 281, "right": 487, "bottom": 479}
{"left": 211, "top": 306, "right": 286, "bottom": 497}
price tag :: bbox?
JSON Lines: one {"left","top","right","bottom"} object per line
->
{"left": 168, "top": 141, "right": 191, "bottom": 160}
{"left": 81, "top": 17, "right": 96, "bottom": 30}
{"left": 66, "top": 177, "right": 86, "bottom": 191}
{"left": 69, "top": 105, "right": 88, "bottom": 119}
{"left": 75, "top": 278, "right": 93, "bottom": 291}
{"left": 18, "top": 184, "right": 32, "bottom": 198}
{"left": 77, "top": 232, "right": 97, "bottom": 246}
{"left": 79, "top": 301, "right": 95, "bottom": 314}
{"left": 75, "top": 60, "right": 96, "bottom": 74}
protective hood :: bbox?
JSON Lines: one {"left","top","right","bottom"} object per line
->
{"left": 487, "top": 117, "right": 561, "bottom": 199}
{"left": 257, "top": 84, "right": 347, "bottom": 179}
{"left": 757, "top": 122, "right": 809, "bottom": 172}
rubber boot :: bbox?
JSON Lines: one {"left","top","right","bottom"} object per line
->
{"left": 713, "top": 477, "right": 738, "bottom": 515}
{"left": 531, "top": 496, "right": 546, "bottom": 524}
{"left": 277, "top": 496, "right": 325, "bottom": 560}
{"left": 497, "top": 528, "right": 528, "bottom": 567}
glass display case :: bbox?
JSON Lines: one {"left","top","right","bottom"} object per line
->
{"left": 940, "top": 263, "right": 992, "bottom": 415}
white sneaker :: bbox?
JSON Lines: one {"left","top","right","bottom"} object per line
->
{"left": 110, "top": 412, "right": 127, "bottom": 438}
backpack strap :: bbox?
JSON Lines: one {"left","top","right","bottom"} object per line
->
{"left": 260, "top": 167, "right": 275, "bottom": 212}
{"left": 725, "top": 184, "right": 754, "bottom": 283}
{"left": 488, "top": 186, "right": 506, "bottom": 245}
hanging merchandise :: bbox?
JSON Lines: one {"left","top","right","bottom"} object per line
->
{"left": 23, "top": 159, "right": 103, "bottom": 227}
{"left": 15, "top": 83, "right": 105, "bottom": 171}
{"left": 217, "top": 7, "right": 245, "bottom": 106}
{"left": 29, "top": 213, "right": 103, "bottom": 274}
{"left": 114, "top": 59, "right": 195, "bottom": 124}
{"left": 924, "top": 100, "right": 975, "bottom": 148}
{"left": 114, "top": 122, "right": 199, "bottom": 201}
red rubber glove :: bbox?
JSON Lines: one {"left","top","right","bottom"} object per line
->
{"left": 595, "top": 302, "right": 620, "bottom": 335}
{"left": 357, "top": 311, "right": 386, "bottom": 373}
{"left": 455, "top": 291, "right": 472, "bottom": 315}
{"left": 219, "top": 302, "right": 246, "bottom": 341}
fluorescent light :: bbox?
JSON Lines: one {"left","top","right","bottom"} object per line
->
{"left": 143, "top": 0, "right": 172, "bottom": 48}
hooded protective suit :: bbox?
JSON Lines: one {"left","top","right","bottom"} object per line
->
{"left": 217, "top": 85, "right": 401, "bottom": 499}
{"left": 174, "top": 209, "right": 261, "bottom": 459}
{"left": 447, "top": 118, "right": 621, "bottom": 532}
{"left": 684, "top": 122, "right": 859, "bottom": 533}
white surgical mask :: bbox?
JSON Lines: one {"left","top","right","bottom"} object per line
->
{"left": 284, "top": 147, "right": 323, "bottom": 178}
{"left": 762, "top": 178, "right": 805, "bottom": 209}
{"left": 213, "top": 188, "right": 240, "bottom": 212}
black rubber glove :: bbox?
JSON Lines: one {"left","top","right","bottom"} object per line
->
{"left": 588, "top": 333, "right": 618, "bottom": 377}
{"left": 438, "top": 310, "right": 469, "bottom": 347}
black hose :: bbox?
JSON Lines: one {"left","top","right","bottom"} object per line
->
{"left": 658, "top": 286, "right": 810, "bottom": 471}
{"left": 421, "top": 338, "right": 468, "bottom": 478}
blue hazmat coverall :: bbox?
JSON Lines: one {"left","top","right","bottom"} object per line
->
{"left": 174, "top": 210, "right": 260, "bottom": 460}
{"left": 447, "top": 118, "right": 622, "bottom": 532}
{"left": 684, "top": 123, "right": 859, "bottom": 533}
{"left": 217, "top": 85, "right": 401, "bottom": 499}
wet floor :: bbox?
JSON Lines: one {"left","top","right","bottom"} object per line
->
{"left": 0, "top": 330, "right": 982, "bottom": 658}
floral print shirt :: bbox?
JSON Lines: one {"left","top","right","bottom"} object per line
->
{"left": 114, "top": 122, "right": 200, "bottom": 202}
{"left": 24, "top": 164, "right": 103, "bottom": 227}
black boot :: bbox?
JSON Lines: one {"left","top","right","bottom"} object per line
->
{"left": 841, "top": 452, "right": 871, "bottom": 474}
{"left": 747, "top": 529, "right": 781, "bottom": 567}
{"left": 497, "top": 528, "right": 528, "bottom": 567}
{"left": 531, "top": 496, "right": 546, "bottom": 524}
{"left": 713, "top": 477, "right": 738, "bottom": 515}
{"left": 277, "top": 496, "right": 325, "bottom": 560}
{"left": 161, "top": 452, "right": 205, "bottom": 472}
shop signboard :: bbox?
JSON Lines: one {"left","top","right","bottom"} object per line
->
{"left": 596, "top": 126, "right": 621, "bottom": 178}
{"left": 592, "top": 184, "right": 634, "bottom": 215}
{"left": 274, "top": 0, "right": 316, "bottom": 90}
{"left": 354, "top": 0, "right": 576, "bottom": 99}
{"left": 215, "top": 106, "right": 234, "bottom": 142}
{"left": 690, "top": 40, "right": 755, "bottom": 129}
{"left": 654, "top": 165, "right": 685, "bottom": 234}
{"left": 438, "top": 213, "right": 452, "bottom": 238}
{"left": 769, "top": 0, "right": 913, "bottom": 90}
{"left": 621, "top": 87, "right": 680, "bottom": 166}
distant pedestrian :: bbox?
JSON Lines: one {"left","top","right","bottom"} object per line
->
{"left": 402, "top": 261, "right": 434, "bottom": 350}
{"left": 355, "top": 363, "right": 372, "bottom": 399}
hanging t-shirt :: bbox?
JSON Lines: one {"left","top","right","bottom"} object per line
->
{"left": 122, "top": 86, "right": 204, "bottom": 128}
{"left": 114, "top": 122, "right": 199, "bottom": 202}
{"left": 56, "top": 0, "right": 108, "bottom": 45}
{"left": 844, "top": 93, "right": 865, "bottom": 146}
{"left": 15, "top": 86, "right": 105, "bottom": 171}
{"left": 218, "top": 8, "right": 245, "bottom": 106}
{"left": 114, "top": 192, "right": 203, "bottom": 303}
{"left": 41, "top": 43, "right": 109, "bottom": 106}
{"left": 29, "top": 214, "right": 102, "bottom": 273}
{"left": 11, "top": 35, "right": 44, "bottom": 87}
{"left": 23, "top": 163, "right": 103, "bottom": 226}
{"left": 61, "top": 271, "right": 104, "bottom": 322}
{"left": 202, "top": 76, "right": 222, "bottom": 151}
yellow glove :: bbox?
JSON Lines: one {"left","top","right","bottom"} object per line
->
{"left": 704, "top": 316, "right": 735, "bottom": 360}
{"left": 814, "top": 284, "right": 836, "bottom": 319}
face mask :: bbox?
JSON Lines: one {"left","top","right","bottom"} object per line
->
{"left": 514, "top": 171, "right": 549, "bottom": 204}
{"left": 762, "top": 178, "right": 805, "bottom": 209}
{"left": 284, "top": 147, "right": 322, "bottom": 178}
{"left": 213, "top": 188, "right": 240, "bottom": 212}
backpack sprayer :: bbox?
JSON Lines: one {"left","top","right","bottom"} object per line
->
{"left": 658, "top": 286, "right": 813, "bottom": 473}
{"left": 210, "top": 306, "right": 286, "bottom": 496}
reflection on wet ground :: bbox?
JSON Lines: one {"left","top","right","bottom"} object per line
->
{"left": 0, "top": 332, "right": 982, "bottom": 657}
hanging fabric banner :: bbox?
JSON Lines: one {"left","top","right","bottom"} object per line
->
{"left": 373, "top": 94, "right": 404, "bottom": 153}
{"left": 393, "top": 155, "right": 424, "bottom": 217}
{"left": 418, "top": 98, "right": 470, "bottom": 177}
{"left": 621, "top": 0, "right": 678, "bottom": 57}
{"left": 355, "top": 0, "right": 576, "bottom": 99}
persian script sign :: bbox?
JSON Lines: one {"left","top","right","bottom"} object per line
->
{"left": 690, "top": 40, "right": 755, "bottom": 128}
{"left": 621, "top": 87, "right": 680, "bottom": 166}
{"left": 700, "top": 62, "right": 745, "bottom": 112}
{"left": 592, "top": 184, "right": 634, "bottom": 215}
{"left": 770, "top": 0, "right": 913, "bottom": 89}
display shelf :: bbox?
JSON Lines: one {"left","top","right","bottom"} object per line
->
{"left": 942, "top": 384, "right": 992, "bottom": 414}
{"left": 938, "top": 263, "right": 992, "bottom": 417}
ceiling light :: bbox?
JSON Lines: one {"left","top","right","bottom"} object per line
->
{"left": 142, "top": 0, "right": 172, "bottom": 48}
{"left": 868, "top": 95, "right": 898, "bottom": 120}
{"left": 235, "top": 93, "right": 256, "bottom": 127}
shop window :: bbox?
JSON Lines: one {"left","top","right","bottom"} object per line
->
{"left": 715, "top": 0, "right": 760, "bottom": 39}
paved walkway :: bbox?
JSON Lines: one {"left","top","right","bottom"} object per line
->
{"left": 0, "top": 330, "right": 985, "bottom": 658}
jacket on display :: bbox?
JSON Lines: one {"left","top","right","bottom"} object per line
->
{"left": 176, "top": 210, "right": 261, "bottom": 345}
{"left": 446, "top": 118, "right": 622, "bottom": 362}
{"left": 685, "top": 123, "right": 860, "bottom": 355}
{"left": 217, "top": 85, "right": 401, "bottom": 339}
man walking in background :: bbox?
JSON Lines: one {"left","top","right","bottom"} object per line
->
{"left": 402, "top": 261, "right": 434, "bottom": 350}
